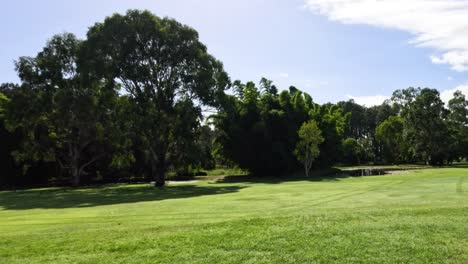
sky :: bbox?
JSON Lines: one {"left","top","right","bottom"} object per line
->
{"left": 1, "top": 0, "right": 468, "bottom": 106}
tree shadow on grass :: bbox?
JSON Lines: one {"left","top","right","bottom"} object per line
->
{"left": 212, "top": 167, "right": 414, "bottom": 184}
{"left": 447, "top": 164, "right": 468, "bottom": 169}
{"left": 214, "top": 175, "right": 343, "bottom": 184}
{"left": 0, "top": 184, "right": 247, "bottom": 210}
{"left": 212, "top": 168, "right": 348, "bottom": 185}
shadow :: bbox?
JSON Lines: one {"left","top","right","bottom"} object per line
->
{"left": 214, "top": 168, "right": 349, "bottom": 184}
{"left": 0, "top": 184, "right": 247, "bottom": 210}
{"left": 447, "top": 164, "right": 468, "bottom": 169}
{"left": 213, "top": 167, "right": 414, "bottom": 185}
{"left": 215, "top": 163, "right": 468, "bottom": 185}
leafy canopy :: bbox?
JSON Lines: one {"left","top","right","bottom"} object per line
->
{"left": 295, "top": 120, "right": 324, "bottom": 177}
{"left": 84, "top": 10, "right": 229, "bottom": 186}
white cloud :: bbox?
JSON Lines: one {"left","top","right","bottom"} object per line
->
{"left": 304, "top": 0, "right": 468, "bottom": 71}
{"left": 346, "top": 94, "right": 389, "bottom": 107}
{"left": 440, "top": 83, "right": 468, "bottom": 105}
{"left": 447, "top": 76, "right": 453, "bottom": 81}
{"left": 279, "top": 73, "right": 289, "bottom": 78}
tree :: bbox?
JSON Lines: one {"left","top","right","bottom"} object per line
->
{"left": 405, "top": 88, "right": 450, "bottom": 165}
{"left": 84, "top": 10, "right": 229, "bottom": 186}
{"left": 6, "top": 33, "right": 123, "bottom": 186}
{"left": 341, "top": 138, "right": 362, "bottom": 165}
{"left": 0, "top": 93, "right": 8, "bottom": 117}
{"left": 0, "top": 92, "right": 17, "bottom": 186}
{"left": 447, "top": 90, "right": 468, "bottom": 161}
{"left": 169, "top": 99, "right": 203, "bottom": 176}
{"left": 448, "top": 91, "right": 468, "bottom": 125}
{"left": 1, "top": 83, "right": 55, "bottom": 186}
{"left": 294, "top": 120, "right": 324, "bottom": 177}
{"left": 337, "top": 100, "right": 397, "bottom": 164}
{"left": 358, "top": 137, "right": 375, "bottom": 164}
{"left": 391, "top": 87, "right": 420, "bottom": 116}
{"left": 310, "top": 104, "right": 347, "bottom": 166}
{"left": 338, "top": 100, "right": 366, "bottom": 139}
{"left": 196, "top": 125, "right": 216, "bottom": 170}
{"left": 375, "top": 116, "right": 405, "bottom": 164}
{"left": 212, "top": 79, "right": 315, "bottom": 176}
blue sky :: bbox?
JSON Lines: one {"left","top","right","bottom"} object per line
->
{"left": 1, "top": 0, "right": 467, "bottom": 105}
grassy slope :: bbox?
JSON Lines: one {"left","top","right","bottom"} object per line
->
{"left": 0, "top": 168, "right": 467, "bottom": 263}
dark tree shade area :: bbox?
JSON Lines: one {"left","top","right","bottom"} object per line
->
{"left": 1, "top": 10, "right": 467, "bottom": 187}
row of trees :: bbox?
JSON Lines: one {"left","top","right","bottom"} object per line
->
{"left": 379, "top": 88, "right": 468, "bottom": 165}
{"left": 336, "top": 88, "right": 468, "bottom": 166}
{"left": 211, "top": 80, "right": 468, "bottom": 175}
{"left": 211, "top": 80, "right": 347, "bottom": 176}
{"left": 0, "top": 10, "right": 227, "bottom": 187}
{"left": 1, "top": 10, "right": 467, "bottom": 187}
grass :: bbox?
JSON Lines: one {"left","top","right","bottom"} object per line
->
{"left": 0, "top": 168, "right": 467, "bottom": 263}
{"left": 202, "top": 167, "right": 247, "bottom": 176}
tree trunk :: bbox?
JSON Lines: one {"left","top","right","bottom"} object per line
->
{"left": 71, "top": 166, "right": 80, "bottom": 187}
{"left": 151, "top": 156, "right": 166, "bottom": 187}
{"left": 70, "top": 148, "right": 81, "bottom": 187}
{"left": 154, "top": 167, "right": 166, "bottom": 187}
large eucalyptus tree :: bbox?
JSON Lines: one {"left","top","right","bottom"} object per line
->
{"left": 83, "top": 10, "right": 229, "bottom": 186}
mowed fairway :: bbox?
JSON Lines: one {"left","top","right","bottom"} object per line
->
{"left": 0, "top": 168, "right": 467, "bottom": 263}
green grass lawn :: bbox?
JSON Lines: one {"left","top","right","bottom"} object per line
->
{"left": 1, "top": 168, "right": 467, "bottom": 263}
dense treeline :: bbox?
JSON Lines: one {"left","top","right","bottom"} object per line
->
{"left": 211, "top": 80, "right": 346, "bottom": 175}
{"left": 0, "top": 10, "right": 227, "bottom": 187}
{"left": 1, "top": 10, "right": 467, "bottom": 187}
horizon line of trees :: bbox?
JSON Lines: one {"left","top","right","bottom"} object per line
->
{"left": 1, "top": 10, "right": 467, "bottom": 187}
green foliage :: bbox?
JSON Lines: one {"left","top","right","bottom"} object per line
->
{"left": 376, "top": 116, "right": 405, "bottom": 163}
{"left": 310, "top": 104, "right": 347, "bottom": 166}
{"left": 212, "top": 79, "right": 350, "bottom": 176}
{"left": 357, "top": 137, "right": 375, "bottom": 163}
{"left": 386, "top": 87, "right": 468, "bottom": 165}
{"left": 84, "top": 10, "right": 229, "bottom": 186}
{"left": 404, "top": 88, "right": 450, "bottom": 165}
{"left": 337, "top": 100, "right": 397, "bottom": 164}
{"left": 2, "top": 9, "right": 468, "bottom": 187}
{"left": 212, "top": 79, "right": 317, "bottom": 175}
{"left": 447, "top": 90, "right": 468, "bottom": 161}
{"left": 195, "top": 125, "right": 217, "bottom": 170}
{"left": 0, "top": 92, "right": 22, "bottom": 186}
{"left": 338, "top": 100, "right": 367, "bottom": 139}
{"left": 294, "top": 120, "right": 324, "bottom": 176}
{"left": 2, "top": 33, "right": 127, "bottom": 186}
{"left": 0, "top": 93, "right": 8, "bottom": 118}
{"left": 341, "top": 138, "right": 362, "bottom": 165}
{"left": 391, "top": 87, "right": 420, "bottom": 116}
